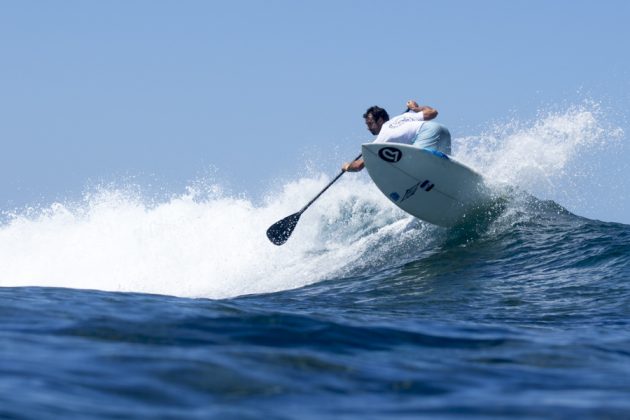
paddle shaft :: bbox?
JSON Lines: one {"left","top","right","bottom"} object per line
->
{"left": 266, "top": 152, "right": 364, "bottom": 245}
{"left": 297, "top": 153, "right": 362, "bottom": 214}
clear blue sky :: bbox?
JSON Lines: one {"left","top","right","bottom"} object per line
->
{"left": 1, "top": 1, "right": 629, "bottom": 221}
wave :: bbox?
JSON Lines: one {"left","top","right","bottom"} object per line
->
{"left": 0, "top": 102, "right": 625, "bottom": 299}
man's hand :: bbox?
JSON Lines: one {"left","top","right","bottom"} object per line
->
{"left": 406, "top": 99, "right": 438, "bottom": 120}
{"left": 342, "top": 159, "right": 365, "bottom": 172}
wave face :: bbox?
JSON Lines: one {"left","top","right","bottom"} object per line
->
{"left": 2, "top": 196, "right": 630, "bottom": 418}
{"left": 0, "top": 102, "right": 625, "bottom": 299}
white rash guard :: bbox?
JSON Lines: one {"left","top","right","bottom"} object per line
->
{"left": 373, "top": 112, "right": 425, "bottom": 145}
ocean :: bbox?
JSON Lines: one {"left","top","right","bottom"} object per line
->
{"left": 1, "top": 105, "right": 629, "bottom": 418}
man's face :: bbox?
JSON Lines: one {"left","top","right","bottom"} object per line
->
{"left": 365, "top": 113, "right": 384, "bottom": 135}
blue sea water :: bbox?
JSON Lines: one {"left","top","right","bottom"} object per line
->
{"left": 1, "top": 106, "right": 629, "bottom": 418}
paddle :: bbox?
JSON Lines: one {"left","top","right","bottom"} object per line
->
{"left": 266, "top": 153, "right": 363, "bottom": 245}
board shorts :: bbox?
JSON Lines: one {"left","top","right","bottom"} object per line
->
{"left": 413, "top": 122, "right": 452, "bottom": 155}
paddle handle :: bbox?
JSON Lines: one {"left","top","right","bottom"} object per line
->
{"left": 298, "top": 153, "right": 363, "bottom": 214}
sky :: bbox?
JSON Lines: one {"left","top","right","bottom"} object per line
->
{"left": 1, "top": 1, "right": 629, "bottom": 222}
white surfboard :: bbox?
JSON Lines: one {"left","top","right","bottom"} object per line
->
{"left": 362, "top": 143, "right": 492, "bottom": 227}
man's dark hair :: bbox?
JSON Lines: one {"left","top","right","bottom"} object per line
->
{"left": 363, "top": 106, "right": 389, "bottom": 122}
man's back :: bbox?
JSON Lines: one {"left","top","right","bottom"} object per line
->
{"left": 374, "top": 112, "right": 425, "bottom": 145}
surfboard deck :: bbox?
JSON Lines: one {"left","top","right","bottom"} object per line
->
{"left": 362, "top": 143, "right": 492, "bottom": 227}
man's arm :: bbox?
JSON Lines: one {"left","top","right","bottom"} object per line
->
{"left": 407, "top": 100, "right": 438, "bottom": 120}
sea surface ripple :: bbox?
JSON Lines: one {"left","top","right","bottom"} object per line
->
{"left": 2, "top": 199, "right": 630, "bottom": 418}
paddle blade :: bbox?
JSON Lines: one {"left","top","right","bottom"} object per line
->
{"left": 266, "top": 212, "right": 301, "bottom": 245}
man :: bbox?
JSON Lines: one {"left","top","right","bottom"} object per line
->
{"left": 342, "top": 100, "right": 451, "bottom": 172}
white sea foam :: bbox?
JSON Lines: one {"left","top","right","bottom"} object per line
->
{"left": 454, "top": 102, "right": 623, "bottom": 206}
{"left": 0, "top": 176, "right": 419, "bottom": 298}
{"left": 0, "top": 102, "right": 623, "bottom": 298}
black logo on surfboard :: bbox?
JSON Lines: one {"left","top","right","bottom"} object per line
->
{"left": 399, "top": 179, "right": 435, "bottom": 203}
{"left": 378, "top": 147, "right": 402, "bottom": 163}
